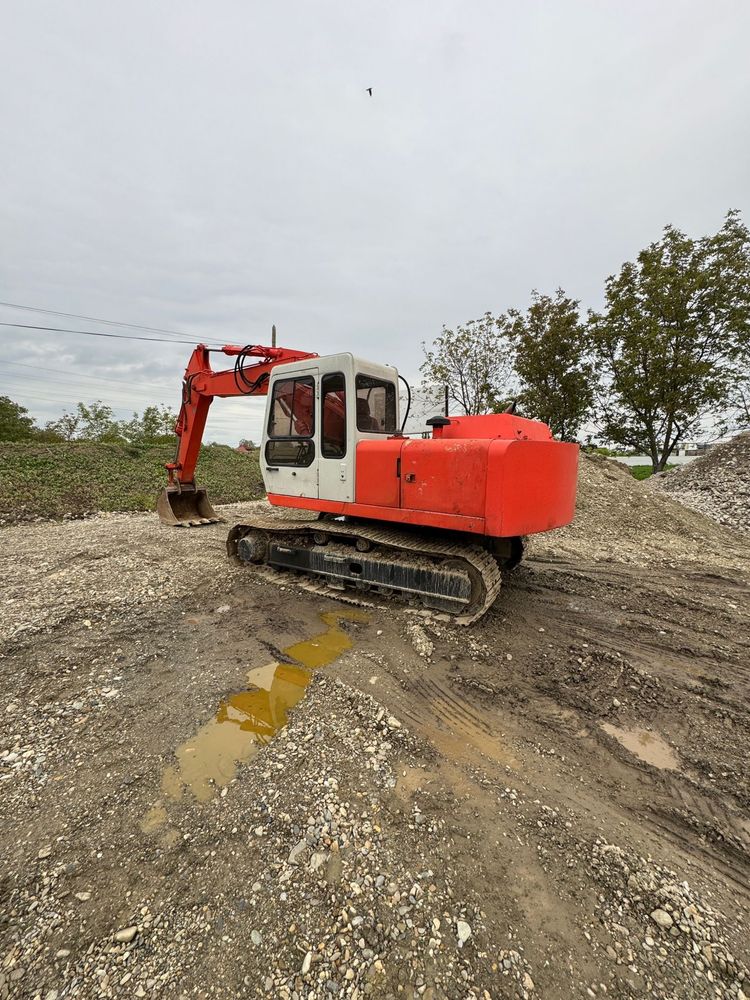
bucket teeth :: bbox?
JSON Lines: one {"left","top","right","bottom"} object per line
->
{"left": 157, "top": 487, "right": 224, "bottom": 527}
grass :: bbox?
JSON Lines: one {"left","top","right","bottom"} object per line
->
{"left": 630, "top": 464, "right": 675, "bottom": 480}
{"left": 0, "top": 441, "right": 265, "bottom": 521}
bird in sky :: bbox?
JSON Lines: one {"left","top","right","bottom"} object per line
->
{"left": 365, "top": 87, "right": 373, "bottom": 96}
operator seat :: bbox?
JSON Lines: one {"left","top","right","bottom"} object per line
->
{"left": 356, "top": 397, "right": 380, "bottom": 431}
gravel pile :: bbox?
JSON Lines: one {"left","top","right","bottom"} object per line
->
{"left": 529, "top": 453, "right": 748, "bottom": 568}
{"left": 652, "top": 432, "right": 750, "bottom": 536}
{"left": 590, "top": 840, "right": 748, "bottom": 999}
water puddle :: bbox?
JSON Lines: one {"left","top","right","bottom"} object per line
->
{"left": 141, "top": 610, "right": 368, "bottom": 833}
{"left": 600, "top": 722, "right": 679, "bottom": 770}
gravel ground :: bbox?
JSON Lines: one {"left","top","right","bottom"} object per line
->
{"left": 651, "top": 432, "right": 750, "bottom": 536}
{"left": 2, "top": 465, "right": 749, "bottom": 1000}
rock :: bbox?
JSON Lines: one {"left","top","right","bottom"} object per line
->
{"left": 114, "top": 926, "right": 138, "bottom": 944}
{"left": 38, "top": 845, "right": 52, "bottom": 859}
{"left": 522, "top": 973, "right": 535, "bottom": 991}
{"left": 456, "top": 920, "right": 472, "bottom": 944}
{"left": 251, "top": 930, "right": 263, "bottom": 946}
{"left": 216, "top": 605, "right": 231, "bottom": 614}
{"left": 75, "top": 892, "right": 91, "bottom": 901}
{"left": 650, "top": 908, "right": 673, "bottom": 929}
{"left": 405, "top": 622, "right": 434, "bottom": 659}
{"left": 309, "top": 851, "right": 327, "bottom": 871}
{"left": 288, "top": 840, "right": 307, "bottom": 864}
{"left": 55, "top": 949, "right": 71, "bottom": 959}
{"left": 301, "top": 951, "right": 312, "bottom": 975}
{"left": 6, "top": 703, "right": 18, "bottom": 713}
{"left": 386, "top": 716, "right": 402, "bottom": 730}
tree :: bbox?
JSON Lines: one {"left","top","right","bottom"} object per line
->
{"left": 44, "top": 411, "right": 80, "bottom": 441}
{"left": 505, "top": 290, "right": 594, "bottom": 441}
{"left": 0, "top": 396, "right": 38, "bottom": 441}
{"left": 119, "top": 404, "right": 177, "bottom": 444}
{"left": 589, "top": 211, "right": 750, "bottom": 472}
{"left": 74, "top": 401, "right": 123, "bottom": 441}
{"left": 420, "top": 312, "right": 514, "bottom": 415}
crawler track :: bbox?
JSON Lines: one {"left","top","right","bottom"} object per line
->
{"left": 227, "top": 514, "right": 502, "bottom": 625}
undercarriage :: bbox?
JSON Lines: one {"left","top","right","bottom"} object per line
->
{"left": 226, "top": 514, "right": 520, "bottom": 624}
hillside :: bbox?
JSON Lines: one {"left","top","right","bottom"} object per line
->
{"left": 0, "top": 441, "right": 264, "bottom": 523}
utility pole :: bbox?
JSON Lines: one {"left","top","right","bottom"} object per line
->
{"left": 444, "top": 385, "right": 449, "bottom": 418}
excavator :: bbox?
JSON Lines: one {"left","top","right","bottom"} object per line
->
{"left": 157, "top": 341, "right": 579, "bottom": 624}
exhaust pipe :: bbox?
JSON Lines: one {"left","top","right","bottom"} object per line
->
{"left": 156, "top": 486, "right": 224, "bottom": 527}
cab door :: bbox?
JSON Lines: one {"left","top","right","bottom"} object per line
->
{"left": 319, "top": 370, "right": 353, "bottom": 502}
{"left": 263, "top": 369, "right": 319, "bottom": 498}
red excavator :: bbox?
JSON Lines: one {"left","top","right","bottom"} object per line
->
{"left": 157, "top": 342, "right": 579, "bottom": 623}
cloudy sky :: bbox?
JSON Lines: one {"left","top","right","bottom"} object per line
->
{"left": 1, "top": 0, "right": 749, "bottom": 444}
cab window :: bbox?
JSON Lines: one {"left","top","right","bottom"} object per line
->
{"left": 267, "top": 377, "right": 315, "bottom": 438}
{"left": 355, "top": 374, "right": 396, "bottom": 433}
{"left": 266, "top": 376, "right": 315, "bottom": 467}
{"left": 321, "top": 373, "right": 346, "bottom": 458}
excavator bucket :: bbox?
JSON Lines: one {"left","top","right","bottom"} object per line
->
{"left": 156, "top": 487, "right": 224, "bottom": 527}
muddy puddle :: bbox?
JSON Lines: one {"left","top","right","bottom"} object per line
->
{"left": 141, "top": 610, "right": 368, "bottom": 833}
{"left": 601, "top": 722, "right": 679, "bottom": 770}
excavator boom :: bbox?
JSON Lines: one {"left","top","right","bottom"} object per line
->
{"left": 158, "top": 342, "right": 318, "bottom": 525}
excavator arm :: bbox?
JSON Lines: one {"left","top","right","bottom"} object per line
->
{"left": 158, "top": 342, "right": 318, "bottom": 526}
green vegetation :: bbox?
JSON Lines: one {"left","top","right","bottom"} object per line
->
{"left": 0, "top": 396, "right": 39, "bottom": 442}
{"left": 629, "top": 464, "right": 675, "bottom": 480}
{"left": 0, "top": 441, "right": 264, "bottom": 521}
{"left": 590, "top": 210, "right": 750, "bottom": 471}
{"left": 505, "top": 289, "right": 594, "bottom": 442}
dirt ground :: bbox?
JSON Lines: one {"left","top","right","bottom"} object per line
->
{"left": 2, "top": 458, "right": 749, "bottom": 1000}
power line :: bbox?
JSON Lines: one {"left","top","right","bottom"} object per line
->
{"left": 1, "top": 359, "right": 177, "bottom": 392}
{"left": 0, "top": 300, "right": 201, "bottom": 340}
{"left": 0, "top": 368, "right": 177, "bottom": 402}
{"left": 0, "top": 321, "right": 223, "bottom": 347}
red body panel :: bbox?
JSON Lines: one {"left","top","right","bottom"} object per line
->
{"left": 271, "top": 422, "right": 579, "bottom": 540}
{"left": 401, "top": 439, "right": 488, "bottom": 518}
{"left": 484, "top": 439, "right": 579, "bottom": 536}
{"left": 355, "top": 439, "right": 402, "bottom": 507}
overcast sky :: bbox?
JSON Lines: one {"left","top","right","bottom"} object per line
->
{"left": 1, "top": 0, "right": 749, "bottom": 444}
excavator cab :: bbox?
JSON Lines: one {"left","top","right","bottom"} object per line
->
{"left": 261, "top": 354, "right": 399, "bottom": 505}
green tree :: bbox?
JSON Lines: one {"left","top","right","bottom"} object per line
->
{"left": 420, "top": 312, "right": 513, "bottom": 415}
{"left": 75, "top": 401, "right": 123, "bottom": 441}
{"left": 120, "top": 404, "right": 177, "bottom": 444}
{"left": 505, "top": 289, "right": 594, "bottom": 441}
{"left": 0, "top": 396, "right": 38, "bottom": 441}
{"left": 589, "top": 211, "right": 750, "bottom": 472}
{"left": 44, "top": 411, "right": 80, "bottom": 441}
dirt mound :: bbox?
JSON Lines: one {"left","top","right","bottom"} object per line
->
{"left": 529, "top": 452, "right": 747, "bottom": 568}
{"left": 652, "top": 431, "right": 750, "bottom": 536}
